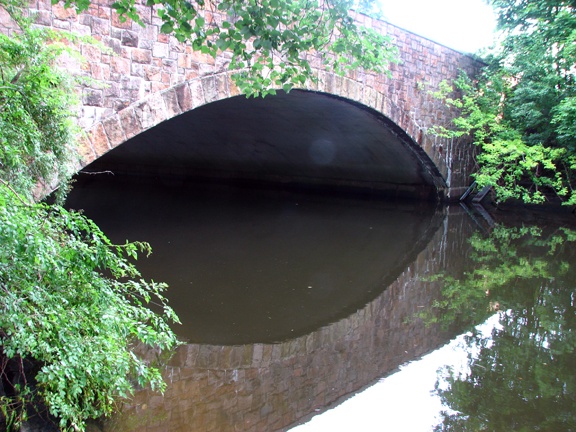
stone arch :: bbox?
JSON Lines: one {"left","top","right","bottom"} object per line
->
{"left": 80, "top": 70, "right": 450, "bottom": 199}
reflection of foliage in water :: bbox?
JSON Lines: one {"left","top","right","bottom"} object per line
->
{"left": 423, "top": 225, "right": 576, "bottom": 329}
{"left": 430, "top": 225, "right": 576, "bottom": 431}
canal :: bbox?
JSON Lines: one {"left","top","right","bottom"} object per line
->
{"left": 64, "top": 174, "right": 576, "bottom": 431}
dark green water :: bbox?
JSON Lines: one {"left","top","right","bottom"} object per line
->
{"left": 65, "top": 175, "right": 442, "bottom": 345}
{"left": 64, "top": 175, "right": 576, "bottom": 431}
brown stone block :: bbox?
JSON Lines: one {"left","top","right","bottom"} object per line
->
{"left": 227, "top": 76, "right": 241, "bottom": 97}
{"left": 110, "top": 55, "right": 130, "bottom": 75}
{"left": 134, "top": 92, "right": 167, "bottom": 130}
{"left": 177, "top": 53, "right": 190, "bottom": 69}
{"left": 52, "top": 18, "right": 71, "bottom": 30}
{"left": 143, "top": 64, "right": 161, "bottom": 81}
{"left": 150, "top": 81, "right": 168, "bottom": 93}
{"left": 188, "top": 78, "right": 206, "bottom": 108}
{"left": 52, "top": 2, "right": 76, "bottom": 20}
{"left": 188, "top": 48, "right": 215, "bottom": 65}
{"left": 161, "top": 58, "right": 177, "bottom": 73}
{"left": 91, "top": 16, "right": 110, "bottom": 35}
{"left": 111, "top": 10, "right": 132, "bottom": 29}
{"left": 184, "top": 66, "right": 199, "bottom": 81}
{"left": 83, "top": 88, "right": 103, "bottom": 106}
{"left": 102, "top": 114, "right": 126, "bottom": 148}
{"left": 201, "top": 75, "right": 220, "bottom": 103}
{"left": 90, "top": 62, "right": 110, "bottom": 80}
{"left": 132, "top": 47, "right": 152, "bottom": 64}
{"left": 81, "top": 43, "right": 101, "bottom": 62}
{"left": 118, "top": 106, "right": 142, "bottom": 139}
{"left": 161, "top": 88, "right": 181, "bottom": 119}
{"left": 121, "top": 29, "right": 138, "bottom": 47}
{"left": 36, "top": 0, "right": 51, "bottom": 10}
{"left": 133, "top": 4, "right": 151, "bottom": 24}
{"left": 157, "top": 32, "right": 169, "bottom": 43}
{"left": 173, "top": 82, "right": 192, "bottom": 112}
{"left": 76, "top": 134, "right": 96, "bottom": 165}
{"left": 87, "top": 123, "right": 110, "bottom": 157}
{"left": 32, "top": 9, "right": 52, "bottom": 26}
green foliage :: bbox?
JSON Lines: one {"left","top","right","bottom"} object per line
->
{"left": 0, "top": 7, "right": 180, "bottom": 431}
{"left": 0, "top": 190, "right": 179, "bottom": 431}
{"left": 432, "top": 0, "right": 576, "bottom": 204}
{"left": 61, "top": 0, "right": 398, "bottom": 96}
{"left": 422, "top": 224, "right": 576, "bottom": 330}
{"left": 0, "top": 9, "right": 79, "bottom": 200}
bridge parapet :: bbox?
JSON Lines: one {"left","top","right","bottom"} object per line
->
{"left": 0, "top": 0, "right": 482, "bottom": 199}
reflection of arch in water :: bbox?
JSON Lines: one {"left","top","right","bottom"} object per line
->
{"left": 104, "top": 208, "right": 475, "bottom": 432}
{"left": 66, "top": 177, "right": 442, "bottom": 344}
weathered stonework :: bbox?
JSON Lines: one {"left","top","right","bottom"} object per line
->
{"left": 0, "top": 0, "right": 482, "bottom": 199}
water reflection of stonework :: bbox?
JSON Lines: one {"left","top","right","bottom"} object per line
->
{"left": 106, "top": 208, "right": 472, "bottom": 432}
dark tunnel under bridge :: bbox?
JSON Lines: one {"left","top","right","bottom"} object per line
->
{"left": 84, "top": 90, "right": 448, "bottom": 201}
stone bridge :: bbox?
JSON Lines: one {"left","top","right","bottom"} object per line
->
{"left": 2, "top": 0, "right": 481, "bottom": 200}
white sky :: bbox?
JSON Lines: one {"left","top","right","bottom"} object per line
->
{"left": 289, "top": 314, "right": 502, "bottom": 432}
{"left": 377, "top": 0, "right": 497, "bottom": 53}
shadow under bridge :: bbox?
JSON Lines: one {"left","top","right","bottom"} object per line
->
{"left": 86, "top": 90, "right": 446, "bottom": 200}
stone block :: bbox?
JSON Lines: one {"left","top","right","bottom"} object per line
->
{"left": 143, "top": 64, "right": 162, "bottom": 81}
{"left": 134, "top": 92, "right": 166, "bottom": 130}
{"left": 111, "top": 10, "right": 131, "bottom": 29}
{"left": 131, "top": 62, "right": 145, "bottom": 78}
{"left": 134, "top": 4, "right": 151, "bottom": 24}
{"left": 152, "top": 41, "right": 169, "bottom": 58}
{"left": 91, "top": 16, "right": 109, "bottom": 35}
{"left": 174, "top": 82, "right": 192, "bottom": 112}
{"left": 161, "top": 88, "right": 181, "bottom": 119}
{"left": 227, "top": 76, "right": 241, "bottom": 97}
{"left": 118, "top": 106, "right": 142, "bottom": 139}
{"left": 150, "top": 81, "right": 168, "bottom": 93}
{"left": 132, "top": 47, "right": 152, "bottom": 64}
{"left": 81, "top": 43, "right": 102, "bottom": 62}
{"left": 110, "top": 55, "right": 130, "bottom": 77}
{"left": 102, "top": 114, "right": 126, "bottom": 148}
{"left": 102, "top": 80, "right": 120, "bottom": 98}
{"left": 189, "top": 78, "right": 206, "bottom": 108}
{"left": 35, "top": 0, "right": 51, "bottom": 11}
{"left": 87, "top": 123, "right": 110, "bottom": 156}
{"left": 162, "top": 58, "right": 177, "bottom": 73}
{"left": 157, "top": 32, "right": 169, "bottom": 43}
{"left": 52, "top": 18, "right": 71, "bottom": 30}
{"left": 52, "top": 2, "right": 76, "bottom": 20}
{"left": 70, "top": 21, "right": 91, "bottom": 36}
{"left": 76, "top": 134, "right": 96, "bottom": 166}
{"left": 83, "top": 88, "right": 103, "bottom": 106}
{"left": 32, "top": 9, "right": 52, "bottom": 25}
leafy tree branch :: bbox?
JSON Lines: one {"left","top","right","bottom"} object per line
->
{"left": 432, "top": 0, "right": 576, "bottom": 205}
{"left": 58, "top": 0, "right": 399, "bottom": 96}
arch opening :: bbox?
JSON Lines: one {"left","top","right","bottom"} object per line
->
{"left": 84, "top": 90, "right": 446, "bottom": 200}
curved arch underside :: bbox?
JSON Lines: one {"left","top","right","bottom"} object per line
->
{"left": 86, "top": 90, "right": 446, "bottom": 200}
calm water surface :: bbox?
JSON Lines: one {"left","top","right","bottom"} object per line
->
{"left": 65, "top": 175, "right": 576, "bottom": 431}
